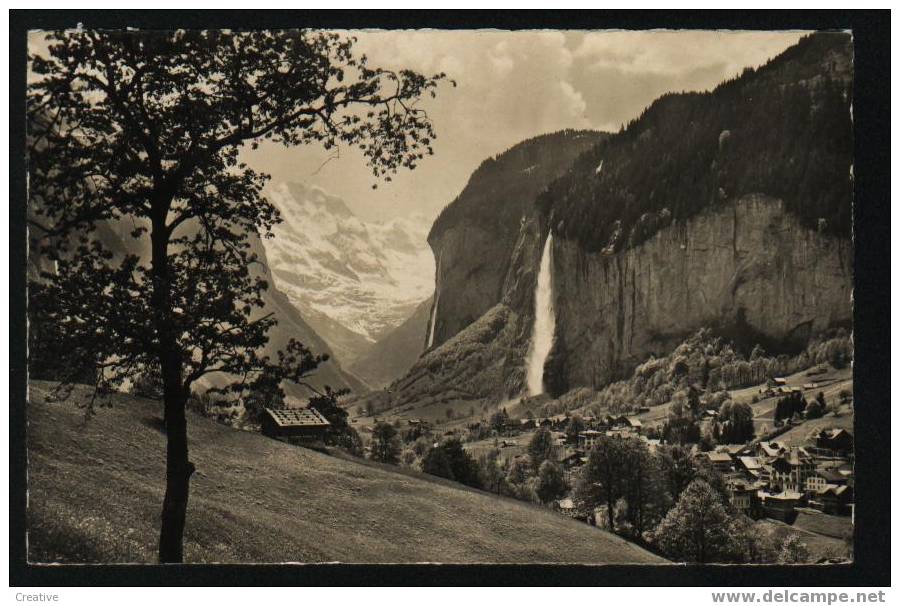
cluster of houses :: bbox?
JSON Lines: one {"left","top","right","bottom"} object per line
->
{"left": 540, "top": 409, "right": 854, "bottom": 524}
{"left": 711, "top": 428, "right": 854, "bottom": 521}
{"left": 259, "top": 394, "right": 853, "bottom": 527}
{"left": 760, "top": 376, "right": 807, "bottom": 399}
{"left": 559, "top": 415, "right": 655, "bottom": 484}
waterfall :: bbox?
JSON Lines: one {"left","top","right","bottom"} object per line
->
{"left": 427, "top": 254, "right": 442, "bottom": 348}
{"left": 526, "top": 232, "right": 556, "bottom": 396}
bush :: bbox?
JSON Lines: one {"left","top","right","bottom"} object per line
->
{"left": 132, "top": 368, "right": 164, "bottom": 400}
{"left": 535, "top": 461, "right": 567, "bottom": 504}
{"left": 371, "top": 422, "right": 401, "bottom": 464}
{"left": 421, "top": 438, "right": 482, "bottom": 489}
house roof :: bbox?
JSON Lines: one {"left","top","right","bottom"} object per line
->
{"left": 728, "top": 478, "right": 763, "bottom": 492}
{"left": 766, "top": 490, "right": 802, "bottom": 501}
{"left": 818, "top": 484, "right": 850, "bottom": 497}
{"left": 739, "top": 456, "right": 762, "bottom": 470}
{"left": 558, "top": 497, "right": 575, "bottom": 509}
{"left": 706, "top": 451, "right": 733, "bottom": 463}
{"left": 758, "top": 441, "right": 786, "bottom": 457}
{"left": 265, "top": 407, "right": 330, "bottom": 428}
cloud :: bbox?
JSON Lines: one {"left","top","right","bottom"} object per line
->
{"left": 573, "top": 30, "right": 807, "bottom": 80}
{"left": 241, "top": 30, "right": 806, "bottom": 223}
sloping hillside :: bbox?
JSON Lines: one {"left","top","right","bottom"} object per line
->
{"left": 349, "top": 297, "right": 433, "bottom": 389}
{"left": 26, "top": 381, "right": 665, "bottom": 564}
{"left": 539, "top": 32, "right": 852, "bottom": 253}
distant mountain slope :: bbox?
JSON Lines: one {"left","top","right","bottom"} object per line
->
{"left": 245, "top": 231, "right": 368, "bottom": 396}
{"left": 540, "top": 32, "right": 852, "bottom": 253}
{"left": 426, "top": 129, "right": 607, "bottom": 348}
{"left": 27, "top": 209, "right": 365, "bottom": 396}
{"left": 27, "top": 381, "right": 665, "bottom": 564}
{"left": 348, "top": 296, "right": 432, "bottom": 389}
{"left": 261, "top": 182, "right": 435, "bottom": 356}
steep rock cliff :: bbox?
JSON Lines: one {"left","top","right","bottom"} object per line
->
{"left": 549, "top": 195, "right": 852, "bottom": 392}
{"left": 381, "top": 195, "right": 852, "bottom": 409}
{"left": 427, "top": 129, "right": 606, "bottom": 348}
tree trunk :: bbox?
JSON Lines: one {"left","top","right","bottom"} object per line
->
{"left": 158, "top": 377, "right": 194, "bottom": 563}
{"left": 149, "top": 203, "right": 194, "bottom": 564}
{"left": 606, "top": 497, "right": 615, "bottom": 532}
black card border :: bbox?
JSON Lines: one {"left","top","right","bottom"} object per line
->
{"left": 8, "top": 9, "right": 890, "bottom": 587}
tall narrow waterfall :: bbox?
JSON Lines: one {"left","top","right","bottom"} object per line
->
{"left": 427, "top": 254, "right": 442, "bottom": 349}
{"left": 526, "top": 232, "right": 556, "bottom": 396}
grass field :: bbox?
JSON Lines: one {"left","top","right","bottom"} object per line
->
{"left": 26, "top": 381, "right": 665, "bottom": 565}
{"left": 756, "top": 509, "right": 852, "bottom": 562}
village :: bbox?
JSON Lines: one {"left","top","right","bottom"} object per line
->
{"left": 255, "top": 360, "right": 854, "bottom": 563}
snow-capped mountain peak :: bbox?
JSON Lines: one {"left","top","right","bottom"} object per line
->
{"left": 261, "top": 182, "right": 435, "bottom": 349}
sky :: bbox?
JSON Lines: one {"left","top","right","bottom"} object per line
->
{"left": 29, "top": 29, "right": 807, "bottom": 225}
{"left": 240, "top": 30, "right": 807, "bottom": 223}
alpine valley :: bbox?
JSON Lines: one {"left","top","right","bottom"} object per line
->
{"left": 355, "top": 32, "right": 853, "bottom": 419}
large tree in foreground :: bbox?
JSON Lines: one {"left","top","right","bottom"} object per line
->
{"left": 27, "top": 29, "right": 448, "bottom": 563}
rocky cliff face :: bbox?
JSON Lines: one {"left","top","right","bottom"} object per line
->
{"left": 427, "top": 130, "right": 606, "bottom": 348}
{"left": 548, "top": 195, "right": 852, "bottom": 393}
{"left": 382, "top": 195, "right": 852, "bottom": 409}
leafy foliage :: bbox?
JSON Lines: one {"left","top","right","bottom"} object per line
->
{"left": 575, "top": 435, "right": 667, "bottom": 536}
{"left": 371, "top": 422, "right": 401, "bottom": 464}
{"left": 775, "top": 391, "right": 808, "bottom": 423}
{"left": 716, "top": 400, "right": 755, "bottom": 444}
{"left": 649, "top": 479, "right": 737, "bottom": 563}
{"left": 777, "top": 533, "right": 811, "bottom": 564}
{"left": 527, "top": 427, "right": 554, "bottom": 471}
{"left": 535, "top": 461, "right": 567, "bottom": 504}
{"left": 308, "top": 387, "right": 362, "bottom": 455}
{"left": 28, "top": 29, "right": 450, "bottom": 405}
{"left": 421, "top": 438, "right": 482, "bottom": 489}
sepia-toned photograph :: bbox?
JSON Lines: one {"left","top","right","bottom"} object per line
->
{"left": 19, "top": 19, "right": 869, "bottom": 573}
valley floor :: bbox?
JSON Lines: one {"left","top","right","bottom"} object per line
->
{"left": 633, "top": 365, "right": 853, "bottom": 436}
{"left": 25, "top": 381, "right": 665, "bottom": 565}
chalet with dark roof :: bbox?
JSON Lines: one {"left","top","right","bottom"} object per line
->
{"left": 816, "top": 484, "right": 853, "bottom": 515}
{"left": 816, "top": 428, "right": 854, "bottom": 454}
{"left": 261, "top": 407, "right": 330, "bottom": 444}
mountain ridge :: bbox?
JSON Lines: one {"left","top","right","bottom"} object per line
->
{"left": 261, "top": 181, "right": 435, "bottom": 362}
